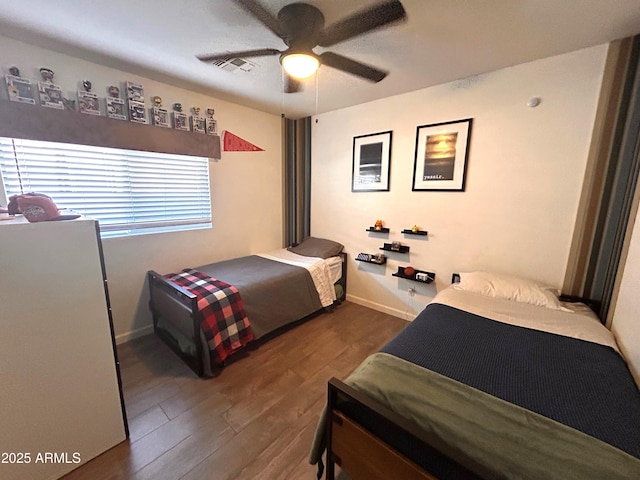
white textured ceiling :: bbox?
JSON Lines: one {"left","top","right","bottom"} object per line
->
{"left": 2, "top": 0, "right": 640, "bottom": 119}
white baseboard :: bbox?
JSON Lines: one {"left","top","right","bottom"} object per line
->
{"left": 116, "top": 297, "right": 414, "bottom": 344}
{"left": 346, "top": 294, "right": 414, "bottom": 321}
{"left": 115, "top": 324, "right": 154, "bottom": 345}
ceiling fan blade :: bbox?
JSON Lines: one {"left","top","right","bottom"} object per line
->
{"left": 320, "top": 52, "right": 387, "bottom": 82}
{"left": 317, "top": 0, "right": 407, "bottom": 47}
{"left": 284, "top": 76, "right": 301, "bottom": 94}
{"left": 197, "top": 48, "right": 281, "bottom": 62}
{"left": 233, "top": 0, "right": 285, "bottom": 39}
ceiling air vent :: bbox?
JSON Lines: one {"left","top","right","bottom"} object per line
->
{"left": 212, "top": 57, "right": 256, "bottom": 73}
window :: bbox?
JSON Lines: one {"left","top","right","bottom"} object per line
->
{"left": 0, "top": 137, "right": 212, "bottom": 238}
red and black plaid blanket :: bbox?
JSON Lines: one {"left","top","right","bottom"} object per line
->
{"left": 163, "top": 268, "right": 254, "bottom": 365}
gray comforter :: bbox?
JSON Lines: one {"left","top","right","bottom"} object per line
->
{"left": 197, "top": 255, "right": 322, "bottom": 339}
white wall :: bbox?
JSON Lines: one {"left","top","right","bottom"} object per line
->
{"left": 0, "top": 35, "right": 283, "bottom": 341}
{"left": 311, "top": 45, "right": 608, "bottom": 319}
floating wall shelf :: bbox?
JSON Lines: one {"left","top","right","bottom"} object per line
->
{"left": 355, "top": 254, "right": 387, "bottom": 265}
{"left": 402, "top": 229, "right": 428, "bottom": 236}
{"left": 380, "top": 243, "right": 410, "bottom": 254}
{"left": 392, "top": 266, "right": 436, "bottom": 284}
{"left": 366, "top": 227, "right": 390, "bottom": 233}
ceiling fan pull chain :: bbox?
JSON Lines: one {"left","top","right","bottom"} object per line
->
{"left": 315, "top": 70, "right": 319, "bottom": 116}
{"left": 281, "top": 69, "right": 285, "bottom": 116}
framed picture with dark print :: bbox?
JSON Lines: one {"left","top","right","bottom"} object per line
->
{"left": 412, "top": 118, "right": 472, "bottom": 191}
{"left": 352, "top": 130, "right": 392, "bottom": 192}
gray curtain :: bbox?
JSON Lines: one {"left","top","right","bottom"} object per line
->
{"left": 586, "top": 35, "right": 640, "bottom": 320}
{"left": 283, "top": 116, "right": 311, "bottom": 247}
{"left": 565, "top": 35, "right": 640, "bottom": 321}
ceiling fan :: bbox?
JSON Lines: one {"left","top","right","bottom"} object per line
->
{"left": 196, "top": 0, "right": 407, "bottom": 93}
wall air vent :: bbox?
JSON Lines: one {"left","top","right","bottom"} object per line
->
{"left": 212, "top": 57, "right": 256, "bottom": 73}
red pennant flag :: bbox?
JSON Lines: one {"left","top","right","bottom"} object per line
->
{"left": 223, "top": 131, "right": 264, "bottom": 152}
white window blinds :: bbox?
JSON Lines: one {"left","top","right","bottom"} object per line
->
{"left": 0, "top": 137, "right": 212, "bottom": 238}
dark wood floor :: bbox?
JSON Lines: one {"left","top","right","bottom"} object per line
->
{"left": 62, "top": 301, "right": 408, "bottom": 480}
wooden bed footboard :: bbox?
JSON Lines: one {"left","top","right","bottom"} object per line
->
{"left": 326, "top": 378, "right": 478, "bottom": 480}
{"left": 147, "top": 270, "right": 205, "bottom": 376}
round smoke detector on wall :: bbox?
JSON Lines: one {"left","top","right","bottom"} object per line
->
{"left": 527, "top": 97, "right": 542, "bottom": 108}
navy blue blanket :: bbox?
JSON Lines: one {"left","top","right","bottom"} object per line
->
{"left": 380, "top": 303, "right": 640, "bottom": 459}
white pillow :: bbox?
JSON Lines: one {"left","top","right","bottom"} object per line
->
{"left": 453, "top": 271, "right": 569, "bottom": 311}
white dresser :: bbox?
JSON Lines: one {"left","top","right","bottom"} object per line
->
{"left": 0, "top": 217, "right": 128, "bottom": 480}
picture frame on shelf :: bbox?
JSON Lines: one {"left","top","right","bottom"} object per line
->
{"left": 352, "top": 130, "right": 392, "bottom": 192}
{"left": 412, "top": 118, "right": 473, "bottom": 191}
{"left": 5, "top": 75, "right": 35, "bottom": 104}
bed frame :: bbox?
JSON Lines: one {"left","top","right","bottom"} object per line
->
{"left": 147, "top": 252, "right": 347, "bottom": 377}
{"left": 325, "top": 378, "right": 477, "bottom": 480}
{"left": 148, "top": 270, "right": 207, "bottom": 376}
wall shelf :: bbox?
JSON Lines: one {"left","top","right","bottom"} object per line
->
{"left": 355, "top": 253, "right": 387, "bottom": 265}
{"left": 402, "top": 229, "right": 428, "bottom": 236}
{"left": 366, "top": 227, "right": 390, "bottom": 233}
{"left": 392, "top": 266, "right": 436, "bottom": 284}
{"left": 380, "top": 243, "right": 410, "bottom": 254}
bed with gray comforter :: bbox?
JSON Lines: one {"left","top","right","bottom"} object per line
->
{"left": 147, "top": 238, "right": 345, "bottom": 377}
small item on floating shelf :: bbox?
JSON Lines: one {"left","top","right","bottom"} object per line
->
{"left": 412, "top": 225, "right": 420, "bottom": 233}
{"left": 404, "top": 266, "right": 415, "bottom": 277}
{"left": 415, "top": 272, "right": 430, "bottom": 282}
{"left": 374, "top": 219, "right": 384, "bottom": 231}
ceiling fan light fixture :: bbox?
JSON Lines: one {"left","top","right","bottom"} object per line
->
{"left": 280, "top": 53, "right": 319, "bottom": 79}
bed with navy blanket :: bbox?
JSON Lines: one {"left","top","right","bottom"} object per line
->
{"left": 311, "top": 284, "right": 640, "bottom": 480}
